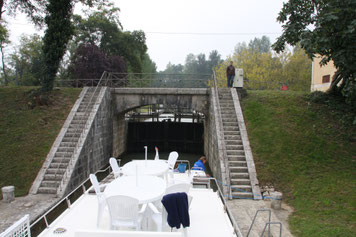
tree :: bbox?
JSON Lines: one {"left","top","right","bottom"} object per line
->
{"left": 0, "top": 22, "right": 9, "bottom": 85}
{"left": 69, "top": 43, "right": 126, "bottom": 86}
{"left": 273, "top": 0, "right": 356, "bottom": 106}
{"left": 283, "top": 45, "right": 312, "bottom": 91}
{"left": 248, "top": 36, "right": 271, "bottom": 53}
{"left": 72, "top": 9, "right": 148, "bottom": 73}
{"left": 8, "top": 34, "right": 44, "bottom": 86}
{"left": 0, "top": 0, "right": 45, "bottom": 24}
{"left": 214, "top": 36, "right": 311, "bottom": 91}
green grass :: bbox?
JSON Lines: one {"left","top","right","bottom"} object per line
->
{"left": 0, "top": 87, "right": 81, "bottom": 196}
{"left": 241, "top": 91, "right": 356, "bottom": 237}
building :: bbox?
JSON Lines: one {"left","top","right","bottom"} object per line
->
{"left": 311, "top": 56, "right": 337, "bottom": 92}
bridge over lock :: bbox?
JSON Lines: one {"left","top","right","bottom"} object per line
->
{"left": 30, "top": 72, "right": 261, "bottom": 200}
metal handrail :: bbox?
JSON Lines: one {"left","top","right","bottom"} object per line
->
{"left": 212, "top": 71, "right": 232, "bottom": 199}
{"left": 247, "top": 209, "right": 271, "bottom": 237}
{"left": 261, "top": 222, "right": 282, "bottom": 237}
{"left": 30, "top": 166, "right": 111, "bottom": 230}
{"left": 55, "top": 71, "right": 110, "bottom": 196}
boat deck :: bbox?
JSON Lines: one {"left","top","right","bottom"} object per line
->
{"left": 37, "top": 173, "right": 236, "bottom": 237}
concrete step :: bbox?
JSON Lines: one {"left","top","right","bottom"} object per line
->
{"left": 225, "top": 135, "right": 241, "bottom": 140}
{"left": 230, "top": 166, "right": 248, "bottom": 172}
{"left": 229, "top": 161, "right": 247, "bottom": 167}
{"left": 225, "top": 140, "right": 243, "bottom": 145}
{"left": 46, "top": 168, "right": 66, "bottom": 174}
{"left": 226, "top": 150, "right": 245, "bottom": 156}
{"left": 231, "top": 191, "right": 253, "bottom": 199}
{"left": 227, "top": 155, "right": 246, "bottom": 161}
{"left": 54, "top": 152, "right": 73, "bottom": 158}
{"left": 221, "top": 114, "right": 236, "bottom": 119}
{"left": 231, "top": 179, "right": 251, "bottom": 185}
{"left": 52, "top": 157, "right": 71, "bottom": 163}
{"left": 222, "top": 118, "right": 238, "bottom": 122}
{"left": 59, "top": 142, "right": 76, "bottom": 148}
{"left": 44, "top": 174, "right": 63, "bottom": 181}
{"left": 62, "top": 137, "right": 80, "bottom": 143}
{"left": 221, "top": 111, "right": 235, "bottom": 115}
{"left": 223, "top": 126, "right": 239, "bottom": 131}
{"left": 66, "top": 128, "right": 85, "bottom": 133}
{"left": 37, "top": 187, "right": 57, "bottom": 194}
{"left": 72, "top": 115, "right": 89, "bottom": 120}
{"left": 68, "top": 124, "right": 85, "bottom": 129}
{"left": 220, "top": 104, "right": 234, "bottom": 108}
{"left": 223, "top": 122, "right": 238, "bottom": 127}
{"left": 231, "top": 185, "right": 252, "bottom": 192}
{"left": 230, "top": 172, "right": 249, "bottom": 179}
{"left": 49, "top": 163, "right": 68, "bottom": 169}
{"left": 70, "top": 119, "right": 87, "bottom": 124}
{"left": 226, "top": 144, "right": 244, "bottom": 150}
{"left": 64, "top": 133, "right": 81, "bottom": 138}
{"left": 41, "top": 180, "right": 60, "bottom": 188}
{"left": 57, "top": 147, "right": 75, "bottom": 153}
{"left": 224, "top": 131, "right": 240, "bottom": 136}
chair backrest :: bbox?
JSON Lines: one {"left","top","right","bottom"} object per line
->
{"left": 109, "top": 157, "right": 120, "bottom": 178}
{"left": 0, "top": 215, "right": 30, "bottom": 237}
{"left": 167, "top": 151, "right": 179, "bottom": 169}
{"left": 106, "top": 195, "right": 139, "bottom": 222}
{"left": 165, "top": 183, "right": 190, "bottom": 195}
{"left": 89, "top": 174, "right": 101, "bottom": 194}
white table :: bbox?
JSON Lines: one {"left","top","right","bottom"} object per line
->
{"left": 104, "top": 175, "right": 166, "bottom": 204}
{"left": 122, "top": 160, "right": 169, "bottom": 177}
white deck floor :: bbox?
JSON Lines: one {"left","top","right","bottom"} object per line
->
{"left": 38, "top": 174, "right": 236, "bottom": 237}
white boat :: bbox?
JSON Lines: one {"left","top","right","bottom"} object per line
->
{"left": 2, "top": 160, "right": 243, "bottom": 237}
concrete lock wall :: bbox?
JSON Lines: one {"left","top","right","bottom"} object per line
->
{"left": 113, "top": 113, "right": 127, "bottom": 158}
{"left": 64, "top": 88, "right": 114, "bottom": 194}
{"left": 204, "top": 88, "right": 229, "bottom": 195}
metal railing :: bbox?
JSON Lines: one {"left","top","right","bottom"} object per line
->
{"left": 209, "top": 178, "right": 243, "bottom": 237}
{"left": 212, "top": 71, "right": 232, "bottom": 199}
{"left": 55, "top": 73, "right": 212, "bottom": 88}
{"left": 246, "top": 208, "right": 282, "bottom": 237}
{"left": 30, "top": 166, "right": 112, "bottom": 236}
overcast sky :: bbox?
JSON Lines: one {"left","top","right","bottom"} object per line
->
{"left": 5, "top": 0, "right": 286, "bottom": 71}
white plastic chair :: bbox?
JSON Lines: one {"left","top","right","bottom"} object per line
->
{"left": 148, "top": 195, "right": 193, "bottom": 235}
{"left": 109, "top": 157, "right": 121, "bottom": 179}
{"left": 106, "top": 195, "right": 147, "bottom": 231}
{"left": 89, "top": 174, "right": 107, "bottom": 227}
{"left": 167, "top": 152, "right": 179, "bottom": 169}
{"left": 165, "top": 183, "right": 191, "bottom": 195}
{"left": 166, "top": 152, "right": 179, "bottom": 184}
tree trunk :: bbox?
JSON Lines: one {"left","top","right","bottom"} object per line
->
{"left": 0, "top": 42, "right": 8, "bottom": 85}
{"left": 0, "top": 0, "right": 4, "bottom": 20}
{"left": 327, "top": 70, "right": 343, "bottom": 95}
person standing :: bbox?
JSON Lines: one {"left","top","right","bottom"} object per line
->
{"left": 226, "top": 61, "right": 235, "bottom": 88}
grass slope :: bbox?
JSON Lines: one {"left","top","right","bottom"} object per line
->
{"left": 0, "top": 87, "right": 81, "bottom": 196}
{"left": 241, "top": 91, "right": 356, "bottom": 237}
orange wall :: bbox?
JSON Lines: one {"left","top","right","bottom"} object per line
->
{"left": 311, "top": 57, "right": 337, "bottom": 92}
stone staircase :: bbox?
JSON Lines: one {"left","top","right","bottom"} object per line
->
{"left": 218, "top": 88, "right": 254, "bottom": 199}
{"left": 37, "top": 88, "right": 101, "bottom": 194}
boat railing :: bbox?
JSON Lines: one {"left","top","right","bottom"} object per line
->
{"left": 208, "top": 178, "right": 243, "bottom": 237}
{"left": 30, "top": 166, "right": 111, "bottom": 236}
{"left": 30, "top": 165, "right": 243, "bottom": 237}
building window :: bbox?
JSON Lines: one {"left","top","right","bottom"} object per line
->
{"left": 322, "top": 75, "right": 330, "bottom": 83}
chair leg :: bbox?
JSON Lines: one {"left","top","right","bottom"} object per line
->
{"left": 97, "top": 203, "right": 105, "bottom": 227}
